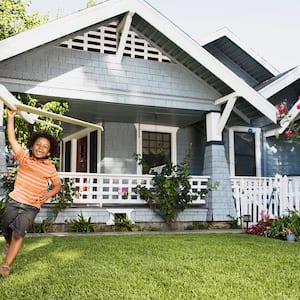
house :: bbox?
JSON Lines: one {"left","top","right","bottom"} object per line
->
{"left": 0, "top": 0, "right": 299, "bottom": 228}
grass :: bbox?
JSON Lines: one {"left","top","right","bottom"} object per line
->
{"left": 0, "top": 233, "right": 299, "bottom": 299}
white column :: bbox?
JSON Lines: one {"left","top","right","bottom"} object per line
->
{"left": 206, "top": 112, "right": 222, "bottom": 142}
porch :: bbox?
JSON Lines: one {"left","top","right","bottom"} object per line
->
{"left": 56, "top": 172, "right": 210, "bottom": 207}
{"left": 50, "top": 173, "right": 300, "bottom": 227}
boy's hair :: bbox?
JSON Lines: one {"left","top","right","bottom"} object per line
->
{"left": 27, "top": 131, "right": 59, "bottom": 158}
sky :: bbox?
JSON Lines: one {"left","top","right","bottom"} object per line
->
{"left": 28, "top": 0, "right": 300, "bottom": 73}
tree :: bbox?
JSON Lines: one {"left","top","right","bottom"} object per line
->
{"left": 0, "top": 0, "right": 48, "bottom": 40}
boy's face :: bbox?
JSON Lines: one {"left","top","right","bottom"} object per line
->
{"left": 31, "top": 137, "right": 51, "bottom": 159}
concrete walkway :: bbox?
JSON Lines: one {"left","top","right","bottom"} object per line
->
{"left": 27, "top": 229, "right": 244, "bottom": 238}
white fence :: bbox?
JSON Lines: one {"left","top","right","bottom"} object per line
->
{"left": 57, "top": 172, "right": 210, "bottom": 207}
{"left": 232, "top": 175, "right": 300, "bottom": 225}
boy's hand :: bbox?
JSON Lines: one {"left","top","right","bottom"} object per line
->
{"left": 6, "top": 108, "right": 17, "bottom": 118}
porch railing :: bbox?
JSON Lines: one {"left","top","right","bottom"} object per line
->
{"left": 231, "top": 175, "right": 300, "bottom": 225}
{"left": 57, "top": 172, "right": 210, "bottom": 207}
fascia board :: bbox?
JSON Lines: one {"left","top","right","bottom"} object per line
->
{"left": 259, "top": 66, "right": 300, "bottom": 99}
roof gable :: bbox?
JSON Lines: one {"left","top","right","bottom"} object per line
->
{"left": 0, "top": 0, "right": 277, "bottom": 123}
{"left": 199, "top": 27, "right": 280, "bottom": 82}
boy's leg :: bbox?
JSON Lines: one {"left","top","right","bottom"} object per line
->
{"left": 0, "top": 232, "right": 23, "bottom": 277}
{"left": 4, "top": 231, "right": 23, "bottom": 267}
{"left": 0, "top": 200, "right": 39, "bottom": 276}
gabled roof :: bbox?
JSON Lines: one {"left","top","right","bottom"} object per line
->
{"left": 0, "top": 0, "right": 277, "bottom": 123}
{"left": 199, "top": 27, "right": 280, "bottom": 86}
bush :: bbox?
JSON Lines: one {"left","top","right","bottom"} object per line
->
{"left": 68, "top": 211, "right": 94, "bottom": 233}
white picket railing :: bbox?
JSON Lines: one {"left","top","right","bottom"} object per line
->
{"left": 56, "top": 172, "right": 210, "bottom": 207}
{"left": 231, "top": 175, "right": 300, "bottom": 225}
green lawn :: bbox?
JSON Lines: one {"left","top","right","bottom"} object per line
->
{"left": 0, "top": 233, "right": 299, "bottom": 299}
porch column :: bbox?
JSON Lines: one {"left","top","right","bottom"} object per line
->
{"left": 203, "top": 112, "right": 236, "bottom": 221}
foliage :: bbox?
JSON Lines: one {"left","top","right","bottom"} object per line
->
{"left": 3, "top": 94, "right": 69, "bottom": 149}
{"left": 268, "top": 209, "right": 300, "bottom": 240}
{"left": 134, "top": 151, "right": 218, "bottom": 225}
{"left": 112, "top": 213, "right": 134, "bottom": 231}
{"left": 276, "top": 100, "right": 300, "bottom": 144}
{"left": 134, "top": 152, "right": 193, "bottom": 224}
{"left": 246, "top": 210, "right": 274, "bottom": 236}
{"left": 86, "top": 0, "right": 97, "bottom": 8}
{"left": 0, "top": 0, "right": 48, "bottom": 40}
{"left": 247, "top": 209, "right": 300, "bottom": 241}
{"left": 50, "top": 178, "right": 77, "bottom": 220}
{"left": 226, "top": 214, "right": 242, "bottom": 229}
{"left": 68, "top": 211, "right": 94, "bottom": 233}
{"left": 0, "top": 234, "right": 300, "bottom": 298}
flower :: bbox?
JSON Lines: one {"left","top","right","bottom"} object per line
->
{"left": 278, "top": 104, "right": 287, "bottom": 115}
{"left": 281, "top": 228, "right": 293, "bottom": 236}
{"left": 277, "top": 99, "right": 300, "bottom": 143}
{"left": 119, "top": 187, "right": 128, "bottom": 199}
{"left": 285, "top": 130, "right": 293, "bottom": 137}
{"left": 246, "top": 210, "right": 274, "bottom": 236}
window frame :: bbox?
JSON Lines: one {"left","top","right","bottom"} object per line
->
{"left": 229, "top": 126, "right": 261, "bottom": 177}
{"left": 135, "top": 124, "right": 178, "bottom": 174}
{"left": 62, "top": 128, "right": 101, "bottom": 173}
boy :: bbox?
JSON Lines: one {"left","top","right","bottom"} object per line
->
{"left": 0, "top": 109, "right": 61, "bottom": 277}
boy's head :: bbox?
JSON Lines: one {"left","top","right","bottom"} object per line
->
{"left": 27, "top": 131, "right": 59, "bottom": 158}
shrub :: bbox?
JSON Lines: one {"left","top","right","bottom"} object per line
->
{"left": 68, "top": 211, "right": 94, "bottom": 233}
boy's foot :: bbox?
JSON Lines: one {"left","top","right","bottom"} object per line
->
{"left": 0, "top": 265, "right": 10, "bottom": 277}
{"left": 2, "top": 244, "right": 9, "bottom": 262}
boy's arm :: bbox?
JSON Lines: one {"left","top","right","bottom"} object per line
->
{"left": 38, "top": 181, "right": 61, "bottom": 204}
{"left": 6, "top": 109, "right": 22, "bottom": 155}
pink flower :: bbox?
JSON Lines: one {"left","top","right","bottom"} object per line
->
{"left": 119, "top": 187, "right": 127, "bottom": 195}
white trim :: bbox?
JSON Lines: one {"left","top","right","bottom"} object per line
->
{"left": 62, "top": 127, "right": 101, "bottom": 173}
{"left": 134, "top": 123, "right": 178, "bottom": 174}
{"left": 259, "top": 66, "right": 300, "bottom": 99}
{"left": 229, "top": 126, "right": 261, "bottom": 177}
{"left": 116, "top": 11, "right": 134, "bottom": 62}
{"left": 106, "top": 209, "right": 134, "bottom": 225}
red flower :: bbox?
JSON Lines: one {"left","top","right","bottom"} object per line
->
{"left": 278, "top": 104, "right": 287, "bottom": 114}
{"left": 285, "top": 130, "right": 293, "bottom": 137}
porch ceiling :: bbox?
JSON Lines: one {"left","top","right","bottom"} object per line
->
{"left": 39, "top": 97, "right": 205, "bottom": 136}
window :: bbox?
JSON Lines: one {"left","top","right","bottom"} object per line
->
{"left": 135, "top": 124, "right": 178, "bottom": 174}
{"left": 142, "top": 131, "right": 171, "bottom": 174}
{"left": 229, "top": 127, "right": 261, "bottom": 176}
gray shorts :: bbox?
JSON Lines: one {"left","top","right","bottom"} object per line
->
{"left": 1, "top": 198, "right": 40, "bottom": 238}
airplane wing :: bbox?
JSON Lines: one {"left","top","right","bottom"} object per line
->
{"left": 0, "top": 84, "right": 103, "bottom": 131}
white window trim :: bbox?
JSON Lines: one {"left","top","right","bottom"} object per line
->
{"left": 62, "top": 128, "right": 102, "bottom": 173}
{"left": 229, "top": 126, "right": 261, "bottom": 177}
{"left": 134, "top": 123, "right": 178, "bottom": 174}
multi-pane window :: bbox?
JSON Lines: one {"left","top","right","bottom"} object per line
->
{"left": 142, "top": 131, "right": 171, "bottom": 174}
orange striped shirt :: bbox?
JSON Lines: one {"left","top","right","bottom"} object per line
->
{"left": 9, "top": 148, "right": 60, "bottom": 209}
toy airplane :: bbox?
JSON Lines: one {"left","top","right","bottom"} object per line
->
{"left": 0, "top": 84, "right": 103, "bottom": 131}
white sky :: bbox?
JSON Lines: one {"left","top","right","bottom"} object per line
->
{"left": 28, "top": 0, "right": 300, "bottom": 73}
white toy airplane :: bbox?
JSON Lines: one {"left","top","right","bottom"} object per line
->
{"left": 0, "top": 84, "right": 103, "bottom": 131}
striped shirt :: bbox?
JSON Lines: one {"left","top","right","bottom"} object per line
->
{"left": 9, "top": 148, "right": 60, "bottom": 209}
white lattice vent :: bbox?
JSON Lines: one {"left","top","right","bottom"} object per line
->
{"left": 58, "top": 21, "right": 171, "bottom": 63}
